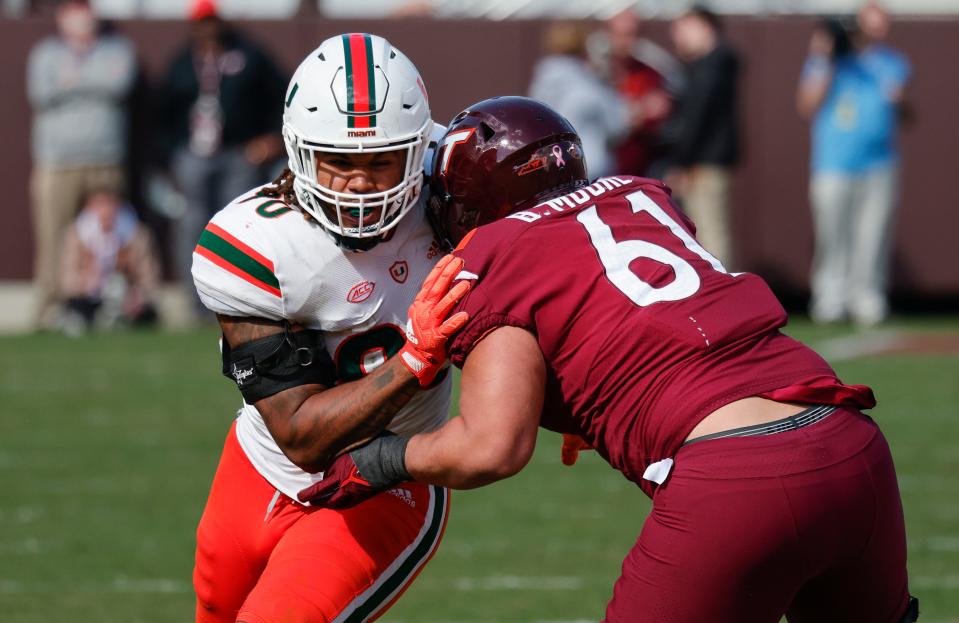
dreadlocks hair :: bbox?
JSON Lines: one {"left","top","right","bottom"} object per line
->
{"left": 259, "top": 167, "right": 315, "bottom": 222}
{"left": 260, "top": 167, "right": 296, "bottom": 204}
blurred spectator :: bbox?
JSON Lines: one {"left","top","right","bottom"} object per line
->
{"left": 390, "top": 0, "right": 434, "bottom": 18}
{"left": 157, "top": 0, "right": 286, "bottom": 319}
{"left": 528, "top": 21, "right": 629, "bottom": 178}
{"left": 666, "top": 5, "right": 740, "bottom": 268}
{"left": 27, "top": 0, "right": 136, "bottom": 330}
{"left": 589, "top": 9, "right": 682, "bottom": 177}
{"left": 60, "top": 188, "right": 161, "bottom": 335}
{"left": 2, "top": 0, "right": 28, "bottom": 17}
{"left": 798, "top": 3, "right": 912, "bottom": 326}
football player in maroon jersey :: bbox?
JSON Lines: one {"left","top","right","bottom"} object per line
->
{"left": 300, "top": 97, "right": 917, "bottom": 623}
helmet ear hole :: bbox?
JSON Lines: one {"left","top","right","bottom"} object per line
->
{"left": 479, "top": 122, "right": 496, "bottom": 142}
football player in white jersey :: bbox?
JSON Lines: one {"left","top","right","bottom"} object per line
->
{"left": 190, "top": 33, "right": 469, "bottom": 623}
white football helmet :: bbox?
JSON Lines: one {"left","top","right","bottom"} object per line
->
{"left": 282, "top": 33, "right": 432, "bottom": 241}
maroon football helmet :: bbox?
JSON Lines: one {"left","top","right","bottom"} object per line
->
{"left": 428, "top": 96, "right": 589, "bottom": 249}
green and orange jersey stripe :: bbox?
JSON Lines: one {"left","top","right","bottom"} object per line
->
{"left": 194, "top": 223, "right": 281, "bottom": 298}
{"left": 342, "top": 33, "right": 377, "bottom": 129}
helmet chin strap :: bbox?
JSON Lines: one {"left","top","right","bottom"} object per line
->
{"left": 329, "top": 227, "right": 397, "bottom": 252}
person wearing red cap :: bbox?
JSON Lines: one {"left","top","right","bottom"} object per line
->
{"left": 190, "top": 0, "right": 218, "bottom": 21}
{"left": 157, "top": 2, "right": 287, "bottom": 324}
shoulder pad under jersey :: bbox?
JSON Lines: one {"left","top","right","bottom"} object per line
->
{"left": 192, "top": 187, "right": 294, "bottom": 320}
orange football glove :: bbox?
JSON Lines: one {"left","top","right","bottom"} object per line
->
{"left": 561, "top": 434, "right": 593, "bottom": 466}
{"left": 399, "top": 254, "right": 471, "bottom": 387}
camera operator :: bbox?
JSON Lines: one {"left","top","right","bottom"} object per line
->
{"left": 797, "top": 2, "right": 912, "bottom": 327}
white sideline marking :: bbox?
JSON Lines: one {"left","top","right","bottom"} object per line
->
{"left": 931, "top": 505, "right": 959, "bottom": 520}
{"left": 13, "top": 506, "right": 41, "bottom": 523}
{"left": 912, "top": 575, "right": 959, "bottom": 589}
{"left": 898, "top": 474, "right": 958, "bottom": 491}
{"left": 451, "top": 576, "right": 584, "bottom": 591}
{"left": 926, "top": 536, "right": 959, "bottom": 552}
{"left": 0, "top": 578, "right": 190, "bottom": 594}
{"left": 111, "top": 577, "right": 190, "bottom": 593}
{"left": 0, "top": 580, "right": 23, "bottom": 593}
{"left": 0, "top": 537, "right": 41, "bottom": 554}
{"left": 810, "top": 329, "right": 904, "bottom": 362}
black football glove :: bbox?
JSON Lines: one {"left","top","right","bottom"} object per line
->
{"left": 297, "top": 432, "right": 410, "bottom": 509}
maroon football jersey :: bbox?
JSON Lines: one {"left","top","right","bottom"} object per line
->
{"left": 448, "top": 176, "right": 874, "bottom": 495}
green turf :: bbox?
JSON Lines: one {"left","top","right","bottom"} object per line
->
{"left": 0, "top": 318, "right": 956, "bottom": 622}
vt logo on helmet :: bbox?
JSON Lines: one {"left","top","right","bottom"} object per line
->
{"left": 282, "top": 33, "right": 432, "bottom": 245}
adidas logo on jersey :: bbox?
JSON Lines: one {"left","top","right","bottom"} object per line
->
{"left": 388, "top": 487, "right": 416, "bottom": 508}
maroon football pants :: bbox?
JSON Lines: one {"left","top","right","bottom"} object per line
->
{"left": 604, "top": 408, "right": 910, "bottom": 623}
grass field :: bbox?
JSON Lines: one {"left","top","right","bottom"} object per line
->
{"left": 1, "top": 318, "right": 957, "bottom": 622}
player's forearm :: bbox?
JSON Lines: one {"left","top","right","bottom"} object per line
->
{"left": 404, "top": 418, "right": 529, "bottom": 489}
{"left": 283, "top": 357, "right": 420, "bottom": 472}
{"left": 405, "top": 327, "right": 543, "bottom": 489}
{"left": 220, "top": 314, "right": 417, "bottom": 470}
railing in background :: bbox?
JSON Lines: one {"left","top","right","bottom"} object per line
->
{"left": 5, "top": 0, "right": 959, "bottom": 19}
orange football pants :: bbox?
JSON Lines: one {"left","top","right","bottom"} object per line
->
{"left": 194, "top": 423, "right": 450, "bottom": 623}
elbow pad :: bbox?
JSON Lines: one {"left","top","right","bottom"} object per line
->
{"left": 222, "top": 327, "right": 335, "bottom": 404}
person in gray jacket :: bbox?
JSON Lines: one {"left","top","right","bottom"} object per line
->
{"left": 27, "top": 0, "right": 136, "bottom": 330}
{"left": 529, "top": 22, "right": 630, "bottom": 179}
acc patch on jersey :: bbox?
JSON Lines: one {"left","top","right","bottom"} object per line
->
{"left": 347, "top": 281, "right": 375, "bottom": 303}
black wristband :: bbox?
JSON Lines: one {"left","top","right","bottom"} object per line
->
{"left": 353, "top": 433, "right": 411, "bottom": 488}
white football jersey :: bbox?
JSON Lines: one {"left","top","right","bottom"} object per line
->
{"left": 192, "top": 152, "right": 450, "bottom": 502}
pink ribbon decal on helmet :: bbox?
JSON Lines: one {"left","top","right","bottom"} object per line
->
{"left": 552, "top": 144, "right": 566, "bottom": 168}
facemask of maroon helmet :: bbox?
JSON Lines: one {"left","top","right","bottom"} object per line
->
{"left": 428, "top": 96, "right": 589, "bottom": 250}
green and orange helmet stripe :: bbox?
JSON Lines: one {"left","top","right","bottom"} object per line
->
{"left": 342, "top": 33, "right": 377, "bottom": 129}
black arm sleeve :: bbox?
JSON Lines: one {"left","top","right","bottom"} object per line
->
{"left": 222, "top": 327, "right": 336, "bottom": 404}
